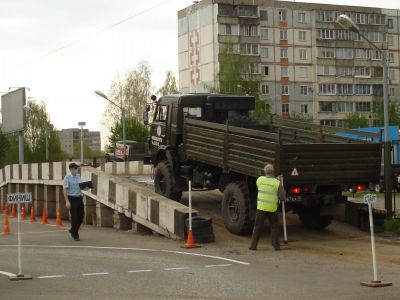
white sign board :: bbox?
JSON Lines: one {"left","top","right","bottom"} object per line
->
{"left": 363, "top": 194, "right": 377, "bottom": 204}
{"left": 7, "top": 192, "right": 32, "bottom": 204}
{"left": 115, "top": 143, "right": 130, "bottom": 160}
{"left": 1, "top": 88, "right": 26, "bottom": 133}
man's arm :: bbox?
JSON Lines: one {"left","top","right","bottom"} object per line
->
{"left": 63, "top": 176, "right": 71, "bottom": 210}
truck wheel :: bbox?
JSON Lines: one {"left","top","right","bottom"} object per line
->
{"left": 154, "top": 160, "right": 181, "bottom": 201}
{"left": 299, "top": 209, "right": 332, "bottom": 229}
{"left": 222, "top": 181, "right": 252, "bottom": 235}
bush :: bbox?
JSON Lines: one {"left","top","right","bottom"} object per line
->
{"left": 384, "top": 218, "right": 400, "bottom": 234}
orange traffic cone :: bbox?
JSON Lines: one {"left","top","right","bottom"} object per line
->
{"left": 21, "top": 206, "right": 27, "bottom": 220}
{"left": 11, "top": 204, "right": 17, "bottom": 218}
{"left": 4, "top": 202, "right": 9, "bottom": 215}
{"left": 2, "top": 213, "right": 11, "bottom": 235}
{"left": 41, "top": 208, "right": 48, "bottom": 225}
{"left": 181, "top": 229, "right": 201, "bottom": 249}
{"left": 55, "top": 209, "right": 63, "bottom": 227}
{"left": 30, "top": 206, "right": 36, "bottom": 222}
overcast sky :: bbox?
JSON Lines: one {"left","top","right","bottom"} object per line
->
{"left": 1, "top": 0, "right": 399, "bottom": 144}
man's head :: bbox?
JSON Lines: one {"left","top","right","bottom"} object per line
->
{"left": 263, "top": 164, "right": 275, "bottom": 176}
{"left": 69, "top": 163, "right": 80, "bottom": 175}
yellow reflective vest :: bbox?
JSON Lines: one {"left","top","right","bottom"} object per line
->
{"left": 256, "top": 176, "right": 280, "bottom": 212}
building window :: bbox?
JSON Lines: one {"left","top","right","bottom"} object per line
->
{"left": 355, "top": 13, "right": 367, "bottom": 24}
{"left": 354, "top": 66, "right": 370, "bottom": 77}
{"left": 281, "top": 66, "right": 288, "bottom": 77}
{"left": 260, "top": 10, "right": 268, "bottom": 21}
{"left": 260, "top": 47, "right": 269, "bottom": 58}
{"left": 335, "top": 48, "right": 353, "bottom": 59}
{"left": 299, "top": 31, "right": 306, "bottom": 41}
{"left": 372, "top": 50, "right": 382, "bottom": 60}
{"left": 320, "top": 102, "right": 335, "bottom": 112}
{"left": 239, "top": 6, "right": 257, "bottom": 17}
{"left": 299, "top": 49, "right": 307, "bottom": 60}
{"left": 218, "top": 5, "right": 236, "bottom": 17}
{"left": 388, "top": 36, "right": 394, "bottom": 46}
{"left": 279, "top": 10, "right": 287, "bottom": 21}
{"left": 261, "top": 84, "right": 269, "bottom": 94}
{"left": 336, "top": 30, "right": 352, "bottom": 40}
{"left": 280, "top": 30, "right": 288, "bottom": 40}
{"left": 298, "top": 12, "right": 306, "bottom": 23}
{"left": 300, "top": 86, "right": 309, "bottom": 96}
{"left": 318, "top": 65, "right": 336, "bottom": 76}
{"left": 320, "top": 120, "right": 336, "bottom": 127}
{"left": 261, "top": 65, "right": 269, "bottom": 76}
{"left": 282, "top": 103, "right": 289, "bottom": 113}
{"left": 317, "top": 11, "right": 334, "bottom": 22}
{"left": 280, "top": 48, "right": 288, "bottom": 58}
{"left": 318, "top": 47, "right": 334, "bottom": 58}
{"left": 337, "top": 84, "right": 353, "bottom": 95}
{"left": 219, "top": 24, "right": 239, "bottom": 35}
{"left": 354, "top": 84, "right": 372, "bottom": 95}
{"left": 220, "top": 43, "right": 240, "bottom": 54}
{"left": 337, "top": 120, "right": 349, "bottom": 128}
{"left": 355, "top": 102, "right": 371, "bottom": 112}
{"left": 389, "top": 87, "right": 395, "bottom": 97}
{"left": 389, "top": 52, "right": 395, "bottom": 63}
{"left": 388, "top": 18, "right": 394, "bottom": 29}
{"left": 355, "top": 48, "right": 371, "bottom": 59}
{"left": 319, "top": 83, "right": 336, "bottom": 95}
{"left": 281, "top": 85, "right": 289, "bottom": 95}
{"left": 260, "top": 28, "right": 268, "bottom": 40}
{"left": 240, "top": 43, "right": 259, "bottom": 55}
{"left": 299, "top": 67, "right": 308, "bottom": 78}
{"left": 337, "top": 102, "right": 354, "bottom": 113}
{"left": 242, "top": 63, "right": 260, "bottom": 74}
{"left": 301, "top": 104, "right": 308, "bottom": 114}
{"left": 389, "top": 70, "right": 395, "bottom": 80}
{"left": 317, "top": 28, "right": 335, "bottom": 39}
{"left": 240, "top": 24, "right": 258, "bottom": 36}
{"left": 369, "top": 14, "right": 386, "bottom": 25}
{"left": 336, "top": 66, "right": 353, "bottom": 76}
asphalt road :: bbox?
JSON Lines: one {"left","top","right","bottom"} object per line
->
{"left": 1, "top": 211, "right": 400, "bottom": 300}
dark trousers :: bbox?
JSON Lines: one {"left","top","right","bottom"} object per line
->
{"left": 68, "top": 196, "right": 84, "bottom": 237}
{"left": 250, "top": 210, "right": 280, "bottom": 250}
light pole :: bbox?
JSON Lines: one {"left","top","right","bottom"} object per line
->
{"left": 78, "top": 121, "right": 86, "bottom": 164}
{"left": 45, "top": 123, "right": 49, "bottom": 162}
{"left": 94, "top": 90, "right": 127, "bottom": 161}
{"left": 337, "top": 14, "right": 392, "bottom": 217}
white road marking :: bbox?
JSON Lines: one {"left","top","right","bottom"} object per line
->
{"left": 0, "top": 271, "right": 16, "bottom": 277}
{"left": 128, "top": 269, "right": 152, "bottom": 273}
{"left": 205, "top": 264, "right": 232, "bottom": 268}
{"left": 20, "top": 230, "right": 68, "bottom": 235}
{"left": 0, "top": 245, "right": 250, "bottom": 265}
{"left": 164, "top": 267, "right": 190, "bottom": 271}
{"left": 82, "top": 272, "right": 109, "bottom": 276}
{"left": 38, "top": 275, "right": 65, "bottom": 279}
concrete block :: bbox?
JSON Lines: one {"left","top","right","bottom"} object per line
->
{"left": 34, "top": 185, "right": 45, "bottom": 216}
{"left": 83, "top": 195, "right": 96, "bottom": 225}
{"left": 56, "top": 186, "right": 69, "bottom": 220}
{"left": 113, "top": 212, "right": 132, "bottom": 230}
{"left": 44, "top": 185, "right": 57, "bottom": 218}
{"left": 132, "top": 221, "right": 152, "bottom": 234}
{"left": 333, "top": 203, "right": 346, "bottom": 222}
{"left": 96, "top": 202, "right": 114, "bottom": 227}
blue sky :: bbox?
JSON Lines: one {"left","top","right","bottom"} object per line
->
{"left": 0, "top": 0, "right": 399, "bottom": 143}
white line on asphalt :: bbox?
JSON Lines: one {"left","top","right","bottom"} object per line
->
{"left": 164, "top": 267, "right": 190, "bottom": 271}
{"left": 205, "top": 264, "right": 232, "bottom": 268}
{"left": 38, "top": 275, "right": 65, "bottom": 279}
{"left": 0, "top": 245, "right": 250, "bottom": 265}
{"left": 0, "top": 270, "right": 16, "bottom": 277}
{"left": 128, "top": 270, "right": 152, "bottom": 273}
{"left": 82, "top": 272, "right": 109, "bottom": 276}
{"left": 20, "top": 230, "right": 68, "bottom": 235}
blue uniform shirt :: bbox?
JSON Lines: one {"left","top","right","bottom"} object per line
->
{"left": 63, "top": 173, "right": 82, "bottom": 197}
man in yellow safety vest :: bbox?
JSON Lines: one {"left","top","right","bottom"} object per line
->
{"left": 249, "top": 164, "right": 286, "bottom": 251}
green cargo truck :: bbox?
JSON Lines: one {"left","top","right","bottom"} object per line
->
{"left": 145, "top": 94, "right": 381, "bottom": 234}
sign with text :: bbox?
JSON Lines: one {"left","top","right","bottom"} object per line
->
{"left": 7, "top": 192, "right": 32, "bottom": 204}
{"left": 363, "top": 194, "right": 377, "bottom": 204}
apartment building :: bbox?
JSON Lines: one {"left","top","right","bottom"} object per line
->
{"left": 178, "top": 0, "right": 400, "bottom": 127}
{"left": 58, "top": 128, "right": 101, "bottom": 156}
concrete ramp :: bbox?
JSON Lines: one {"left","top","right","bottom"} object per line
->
{"left": 0, "top": 162, "right": 195, "bottom": 240}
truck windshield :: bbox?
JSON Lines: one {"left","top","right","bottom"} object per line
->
{"left": 156, "top": 105, "right": 168, "bottom": 122}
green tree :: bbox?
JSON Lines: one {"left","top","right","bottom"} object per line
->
{"left": 73, "top": 142, "right": 103, "bottom": 158}
{"left": 289, "top": 113, "right": 313, "bottom": 123}
{"left": 373, "top": 101, "right": 400, "bottom": 126}
{"left": 157, "top": 71, "right": 178, "bottom": 96}
{"left": 106, "top": 117, "right": 148, "bottom": 152}
{"left": 0, "top": 125, "right": 10, "bottom": 168}
{"left": 345, "top": 113, "right": 368, "bottom": 128}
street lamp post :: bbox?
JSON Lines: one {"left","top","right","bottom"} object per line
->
{"left": 94, "top": 90, "right": 127, "bottom": 161}
{"left": 78, "top": 122, "right": 86, "bottom": 164}
{"left": 337, "top": 14, "right": 392, "bottom": 217}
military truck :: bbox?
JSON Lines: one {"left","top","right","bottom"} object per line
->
{"left": 144, "top": 94, "right": 381, "bottom": 234}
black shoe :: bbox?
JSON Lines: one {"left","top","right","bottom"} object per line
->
{"left": 69, "top": 229, "right": 74, "bottom": 239}
{"left": 74, "top": 237, "right": 80, "bottom": 241}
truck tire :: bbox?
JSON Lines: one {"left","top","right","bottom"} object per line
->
{"left": 299, "top": 209, "right": 332, "bottom": 230}
{"left": 154, "top": 160, "right": 181, "bottom": 201}
{"left": 222, "top": 181, "right": 252, "bottom": 235}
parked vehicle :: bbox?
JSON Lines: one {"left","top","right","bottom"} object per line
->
{"left": 145, "top": 94, "right": 381, "bottom": 234}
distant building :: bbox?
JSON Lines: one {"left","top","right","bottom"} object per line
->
{"left": 58, "top": 128, "right": 101, "bottom": 156}
{"left": 178, "top": 0, "right": 400, "bottom": 127}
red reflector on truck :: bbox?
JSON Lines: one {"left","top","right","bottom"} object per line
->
{"left": 291, "top": 187, "right": 301, "bottom": 195}
{"left": 357, "top": 185, "right": 365, "bottom": 191}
